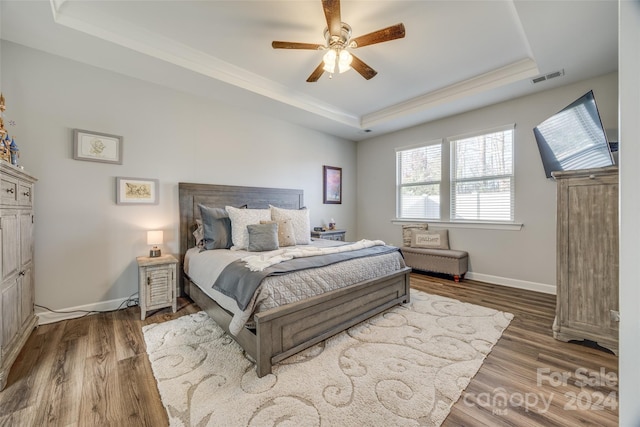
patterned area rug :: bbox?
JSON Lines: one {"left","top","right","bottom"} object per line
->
{"left": 142, "top": 290, "right": 513, "bottom": 426}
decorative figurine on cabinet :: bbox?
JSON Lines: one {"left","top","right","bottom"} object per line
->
{"left": 0, "top": 136, "right": 9, "bottom": 163}
{"left": 9, "top": 138, "right": 19, "bottom": 166}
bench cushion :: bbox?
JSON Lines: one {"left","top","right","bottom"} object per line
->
{"left": 401, "top": 247, "right": 467, "bottom": 258}
{"left": 400, "top": 246, "right": 469, "bottom": 278}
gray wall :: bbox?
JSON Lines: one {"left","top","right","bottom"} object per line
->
{"left": 1, "top": 41, "right": 356, "bottom": 318}
{"left": 618, "top": 1, "right": 640, "bottom": 424}
{"left": 356, "top": 72, "right": 618, "bottom": 292}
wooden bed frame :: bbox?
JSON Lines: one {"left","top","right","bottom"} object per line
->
{"left": 178, "top": 182, "right": 411, "bottom": 377}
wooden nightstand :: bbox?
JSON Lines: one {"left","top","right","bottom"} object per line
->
{"left": 311, "top": 229, "right": 346, "bottom": 241}
{"left": 137, "top": 254, "right": 178, "bottom": 320}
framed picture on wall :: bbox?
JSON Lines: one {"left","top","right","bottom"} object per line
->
{"left": 73, "top": 129, "right": 123, "bottom": 164}
{"left": 323, "top": 165, "right": 342, "bottom": 204}
{"left": 116, "top": 177, "right": 159, "bottom": 205}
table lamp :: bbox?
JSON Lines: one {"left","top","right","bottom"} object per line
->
{"left": 147, "top": 230, "right": 163, "bottom": 257}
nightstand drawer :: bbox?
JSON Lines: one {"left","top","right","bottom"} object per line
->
{"left": 311, "top": 229, "right": 346, "bottom": 241}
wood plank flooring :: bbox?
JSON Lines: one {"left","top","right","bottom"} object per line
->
{"left": 410, "top": 273, "right": 618, "bottom": 427}
{"left": 0, "top": 273, "right": 618, "bottom": 426}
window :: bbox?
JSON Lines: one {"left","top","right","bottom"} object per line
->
{"left": 395, "top": 125, "right": 515, "bottom": 224}
{"left": 450, "top": 126, "right": 514, "bottom": 221}
{"left": 396, "top": 142, "right": 442, "bottom": 219}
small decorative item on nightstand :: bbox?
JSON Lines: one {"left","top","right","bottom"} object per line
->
{"left": 147, "top": 230, "right": 163, "bottom": 257}
{"left": 137, "top": 254, "right": 178, "bottom": 320}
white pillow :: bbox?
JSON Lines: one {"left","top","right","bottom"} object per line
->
{"left": 270, "top": 205, "right": 311, "bottom": 245}
{"left": 226, "top": 206, "right": 271, "bottom": 250}
{"left": 411, "top": 229, "right": 450, "bottom": 250}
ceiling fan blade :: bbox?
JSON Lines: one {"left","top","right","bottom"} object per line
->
{"left": 272, "top": 41, "right": 324, "bottom": 50}
{"left": 350, "top": 23, "right": 406, "bottom": 48}
{"left": 307, "top": 62, "right": 326, "bottom": 82}
{"left": 322, "top": 0, "right": 342, "bottom": 37}
{"left": 350, "top": 54, "right": 378, "bottom": 80}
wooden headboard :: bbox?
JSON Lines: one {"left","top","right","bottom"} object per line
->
{"left": 178, "top": 182, "right": 304, "bottom": 266}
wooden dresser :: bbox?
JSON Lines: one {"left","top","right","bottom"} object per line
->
{"left": 552, "top": 166, "right": 618, "bottom": 354}
{"left": 0, "top": 162, "right": 37, "bottom": 390}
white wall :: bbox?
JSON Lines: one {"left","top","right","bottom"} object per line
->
{"left": 618, "top": 1, "right": 640, "bottom": 424}
{"left": 1, "top": 41, "right": 356, "bottom": 316}
{"left": 357, "top": 72, "right": 618, "bottom": 292}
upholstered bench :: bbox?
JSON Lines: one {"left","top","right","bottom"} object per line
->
{"left": 401, "top": 247, "right": 469, "bottom": 282}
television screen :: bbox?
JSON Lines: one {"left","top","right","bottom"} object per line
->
{"left": 533, "top": 90, "right": 614, "bottom": 178}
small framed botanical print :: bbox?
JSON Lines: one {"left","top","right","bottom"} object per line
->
{"left": 116, "top": 177, "right": 159, "bottom": 205}
{"left": 73, "top": 129, "right": 123, "bottom": 164}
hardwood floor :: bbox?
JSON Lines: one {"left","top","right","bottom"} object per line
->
{"left": 410, "top": 273, "right": 618, "bottom": 427}
{"left": 0, "top": 273, "right": 618, "bottom": 426}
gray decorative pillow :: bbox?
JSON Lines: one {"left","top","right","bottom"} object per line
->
{"left": 198, "top": 204, "right": 233, "bottom": 250}
{"left": 411, "top": 229, "right": 449, "bottom": 249}
{"left": 402, "top": 223, "right": 428, "bottom": 246}
{"left": 247, "top": 222, "right": 279, "bottom": 252}
{"left": 261, "top": 219, "right": 296, "bottom": 247}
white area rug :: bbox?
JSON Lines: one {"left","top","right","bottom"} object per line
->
{"left": 142, "top": 290, "right": 513, "bottom": 427}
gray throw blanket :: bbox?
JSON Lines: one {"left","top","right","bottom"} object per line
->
{"left": 212, "top": 245, "right": 400, "bottom": 311}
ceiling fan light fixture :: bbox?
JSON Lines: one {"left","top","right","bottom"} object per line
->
{"left": 338, "top": 49, "right": 352, "bottom": 73}
{"left": 272, "top": 1, "right": 405, "bottom": 82}
{"left": 323, "top": 48, "right": 337, "bottom": 73}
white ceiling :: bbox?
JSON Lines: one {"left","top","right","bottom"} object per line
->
{"left": 1, "top": 0, "right": 618, "bottom": 141}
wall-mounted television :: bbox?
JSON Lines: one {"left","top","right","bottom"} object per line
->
{"left": 533, "top": 90, "right": 614, "bottom": 178}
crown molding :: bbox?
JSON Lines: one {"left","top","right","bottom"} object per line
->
{"left": 48, "top": 0, "right": 361, "bottom": 129}
{"left": 362, "top": 58, "right": 539, "bottom": 128}
{"left": 48, "top": 1, "right": 538, "bottom": 134}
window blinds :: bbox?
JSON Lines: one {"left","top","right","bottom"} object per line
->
{"left": 450, "top": 127, "right": 514, "bottom": 221}
{"left": 396, "top": 143, "right": 442, "bottom": 219}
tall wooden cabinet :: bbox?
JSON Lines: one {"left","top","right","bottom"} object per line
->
{"left": 552, "top": 166, "right": 618, "bottom": 354}
{"left": 0, "top": 162, "right": 37, "bottom": 390}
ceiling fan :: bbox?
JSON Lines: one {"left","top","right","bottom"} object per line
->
{"left": 272, "top": 0, "right": 406, "bottom": 82}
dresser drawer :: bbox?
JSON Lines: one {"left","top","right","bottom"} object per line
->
{"left": 17, "top": 183, "right": 33, "bottom": 206}
{"left": 1, "top": 177, "right": 18, "bottom": 204}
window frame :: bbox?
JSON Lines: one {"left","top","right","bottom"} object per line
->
{"left": 448, "top": 124, "right": 516, "bottom": 223}
{"left": 394, "top": 125, "right": 521, "bottom": 231}
{"left": 395, "top": 140, "right": 443, "bottom": 220}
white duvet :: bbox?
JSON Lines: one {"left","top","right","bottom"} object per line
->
{"left": 242, "top": 239, "right": 386, "bottom": 271}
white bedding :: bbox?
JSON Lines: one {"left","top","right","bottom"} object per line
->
{"left": 242, "top": 239, "right": 387, "bottom": 271}
{"left": 184, "top": 239, "right": 406, "bottom": 335}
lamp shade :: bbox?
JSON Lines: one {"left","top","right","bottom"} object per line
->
{"left": 338, "top": 50, "right": 352, "bottom": 73}
{"left": 322, "top": 49, "right": 337, "bottom": 73}
{"left": 147, "top": 230, "right": 163, "bottom": 246}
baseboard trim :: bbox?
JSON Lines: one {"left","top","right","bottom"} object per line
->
{"left": 465, "top": 272, "right": 556, "bottom": 295}
{"left": 36, "top": 297, "right": 135, "bottom": 325}
{"left": 36, "top": 273, "right": 553, "bottom": 324}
